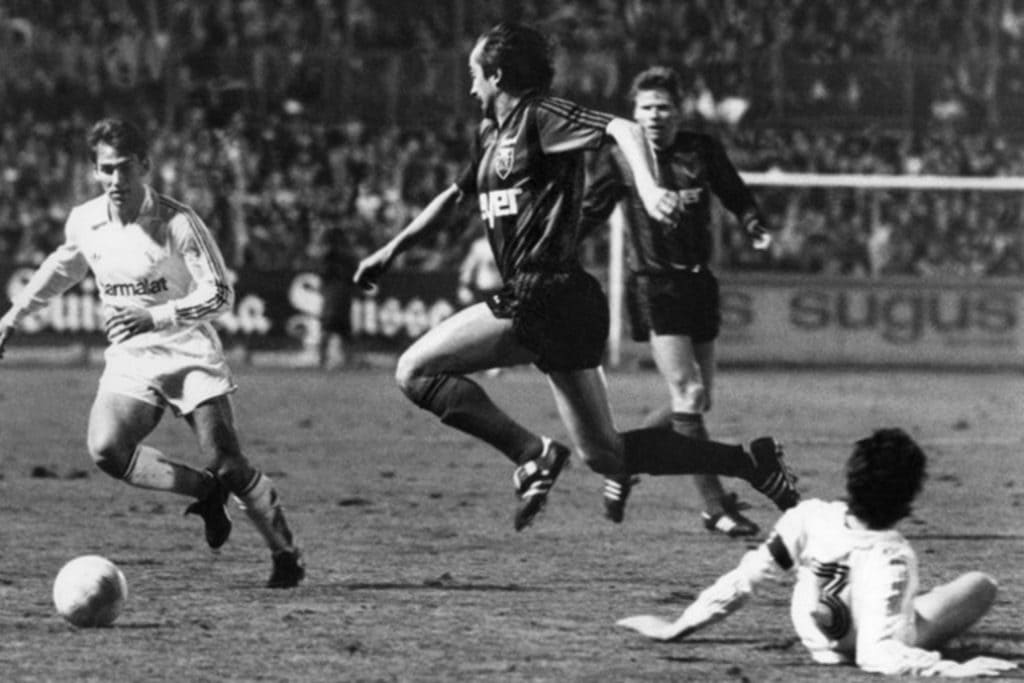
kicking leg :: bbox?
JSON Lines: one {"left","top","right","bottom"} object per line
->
{"left": 913, "top": 572, "right": 998, "bottom": 650}
{"left": 88, "top": 390, "right": 228, "bottom": 547}
{"left": 87, "top": 391, "right": 218, "bottom": 499}
{"left": 396, "top": 302, "right": 544, "bottom": 465}
{"left": 543, "top": 368, "right": 798, "bottom": 515}
{"left": 188, "top": 396, "right": 302, "bottom": 587}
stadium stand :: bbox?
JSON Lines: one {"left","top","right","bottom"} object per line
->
{"left": 1, "top": 0, "right": 1023, "bottom": 277}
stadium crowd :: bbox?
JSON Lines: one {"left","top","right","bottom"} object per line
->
{"left": 2, "top": 0, "right": 1024, "bottom": 278}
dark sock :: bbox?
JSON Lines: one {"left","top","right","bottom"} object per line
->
{"left": 621, "top": 428, "right": 753, "bottom": 478}
{"left": 403, "top": 374, "right": 542, "bottom": 464}
{"left": 671, "top": 412, "right": 709, "bottom": 440}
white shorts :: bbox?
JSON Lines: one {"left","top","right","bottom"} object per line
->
{"left": 99, "top": 325, "right": 236, "bottom": 416}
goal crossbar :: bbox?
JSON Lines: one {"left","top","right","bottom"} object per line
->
{"left": 606, "top": 171, "right": 1024, "bottom": 367}
{"left": 740, "top": 172, "right": 1024, "bottom": 191}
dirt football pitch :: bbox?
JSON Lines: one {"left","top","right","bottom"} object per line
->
{"left": 1, "top": 364, "right": 1022, "bottom": 682}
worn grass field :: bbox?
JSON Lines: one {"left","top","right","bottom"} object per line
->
{"left": 1, "top": 364, "right": 1022, "bottom": 682}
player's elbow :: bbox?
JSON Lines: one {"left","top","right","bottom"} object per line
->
{"left": 605, "top": 117, "right": 639, "bottom": 139}
{"left": 219, "top": 280, "right": 235, "bottom": 309}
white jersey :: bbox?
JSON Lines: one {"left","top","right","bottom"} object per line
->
{"left": 2, "top": 185, "right": 233, "bottom": 349}
{"left": 672, "top": 498, "right": 950, "bottom": 675}
{"left": 767, "top": 499, "right": 929, "bottom": 672}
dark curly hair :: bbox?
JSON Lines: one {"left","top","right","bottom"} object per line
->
{"left": 87, "top": 118, "right": 148, "bottom": 164}
{"left": 845, "top": 428, "right": 926, "bottom": 529}
{"left": 628, "top": 65, "right": 684, "bottom": 106}
{"left": 474, "top": 23, "right": 554, "bottom": 95}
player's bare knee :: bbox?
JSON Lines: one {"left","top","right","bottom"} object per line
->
{"left": 678, "top": 382, "right": 707, "bottom": 413}
{"left": 394, "top": 351, "right": 424, "bottom": 393}
{"left": 86, "top": 438, "right": 131, "bottom": 479}
{"left": 210, "top": 458, "right": 253, "bottom": 493}
{"left": 966, "top": 571, "right": 998, "bottom": 607}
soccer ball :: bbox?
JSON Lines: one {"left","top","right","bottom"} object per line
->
{"left": 52, "top": 555, "right": 128, "bottom": 627}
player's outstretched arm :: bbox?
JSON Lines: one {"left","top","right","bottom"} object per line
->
{"left": 0, "top": 317, "right": 15, "bottom": 359}
{"left": 619, "top": 545, "right": 782, "bottom": 643}
{"left": 619, "top": 564, "right": 754, "bottom": 642}
{"left": 0, "top": 239, "right": 90, "bottom": 354}
{"left": 354, "top": 184, "right": 464, "bottom": 292}
{"left": 604, "top": 118, "right": 679, "bottom": 225}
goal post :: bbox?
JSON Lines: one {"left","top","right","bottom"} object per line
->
{"left": 605, "top": 172, "right": 1024, "bottom": 367}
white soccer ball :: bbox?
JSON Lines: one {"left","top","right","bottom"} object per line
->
{"left": 52, "top": 555, "right": 128, "bottom": 627}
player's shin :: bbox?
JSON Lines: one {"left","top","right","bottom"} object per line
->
{"left": 235, "top": 472, "right": 296, "bottom": 554}
{"left": 121, "top": 444, "right": 215, "bottom": 497}
{"left": 403, "top": 374, "right": 543, "bottom": 464}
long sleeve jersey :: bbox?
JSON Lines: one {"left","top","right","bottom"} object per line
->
{"left": 1, "top": 185, "right": 233, "bottom": 348}
{"left": 580, "top": 131, "right": 764, "bottom": 271}
{"left": 676, "top": 499, "right": 960, "bottom": 676}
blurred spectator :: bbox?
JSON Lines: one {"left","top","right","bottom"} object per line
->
{"left": 2, "top": 0, "right": 1024, "bottom": 279}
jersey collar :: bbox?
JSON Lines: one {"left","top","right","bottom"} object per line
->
{"left": 493, "top": 90, "right": 540, "bottom": 131}
{"left": 106, "top": 184, "right": 156, "bottom": 227}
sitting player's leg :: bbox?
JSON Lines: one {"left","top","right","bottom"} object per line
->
{"left": 396, "top": 302, "right": 546, "bottom": 466}
{"left": 187, "top": 395, "right": 303, "bottom": 588}
{"left": 913, "top": 571, "right": 999, "bottom": 650}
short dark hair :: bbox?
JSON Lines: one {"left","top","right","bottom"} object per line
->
{"left": 628, "top": 66, "right": 683, "bottom": 106}
{"left": 845, "top": 428, "right": 926, "bottom": 529}
{"left": 87, "top": 118, "right": 148, "bottom": 163}
{"left": 475, "top": 23, "right": 554, "bottom": 95}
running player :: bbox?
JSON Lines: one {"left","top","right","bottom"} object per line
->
{"left": 618, "top": 428, "right": 1017, "bottom": 678}
{"left": 581, "top": 66, "right": 773, "bottom": 534}
{"left": 354, "top": 23, "right": 799, "bottom": 531}
{"left": 0, "top": 118, "right": 304, "bottom": 588}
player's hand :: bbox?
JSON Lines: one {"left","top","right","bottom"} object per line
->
{"left": 617, "top": 615, "right": 692, "bottom": 642}
{"left": 640, "top": 187, "right": 681, "bottom": 225}
{"left": 457, "top": 285, "right": 474, "bottom": 306}
{"left": 105, "top": 306, "right": 155, "bottom": 344}
{"left": 0, "top": 320, "right": 14, "bottom": 359}
{"left": 745, "top": 217, "right": 772, "bottom": 250}
{"left": 936, "top": 656, "right": 1018, "bottom": 677}
{"left": 353, "top": 247, "right": 391, "bottom": 294}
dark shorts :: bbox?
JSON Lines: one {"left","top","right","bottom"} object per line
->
{"left": 626, "top": 269, "right": 720, "bottom": 344}
{"left": 321, "top": 281, "right": 353, "bottom": 336}
{"left": 488, "top": 268, "right": 609, "bottom": 373}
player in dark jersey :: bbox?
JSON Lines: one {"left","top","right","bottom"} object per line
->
{"left": 354, "top": 23, "right": 798, "bottom": 531}
{"left": 581, "top": 66, "right": 774, "bottom": 534}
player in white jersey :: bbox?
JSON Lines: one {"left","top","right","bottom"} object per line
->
{"left": 0, "top": 118, "right": 304, "bottom": 588}
{"left": 619, "top": 429, "right": 1017, "bottom": 678}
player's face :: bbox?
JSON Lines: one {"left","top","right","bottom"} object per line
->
{"left": 633, "top": 89, "right": 680, "bottom": 150}
{"left": 469, "top": 41, "right": 498, "bottom": 115}
{"left": 93, "top": 142, "right": 148, "bottom": 212}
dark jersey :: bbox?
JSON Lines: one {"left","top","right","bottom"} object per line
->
{"left": 581, "top": 131, "right": 763, "bottom": 273}
{"left": 456, "top": 95, "right": 613, "bottom": 279}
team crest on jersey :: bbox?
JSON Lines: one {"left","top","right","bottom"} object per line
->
{"left": 493, "top": 137, "right": 516, "bottom": 179}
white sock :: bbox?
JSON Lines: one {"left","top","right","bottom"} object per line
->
{"left": 236, "top": 472, "right": 295, "bottom": 554}
{"left": 123, "top": 445, "right": 211, "bottom": 497}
